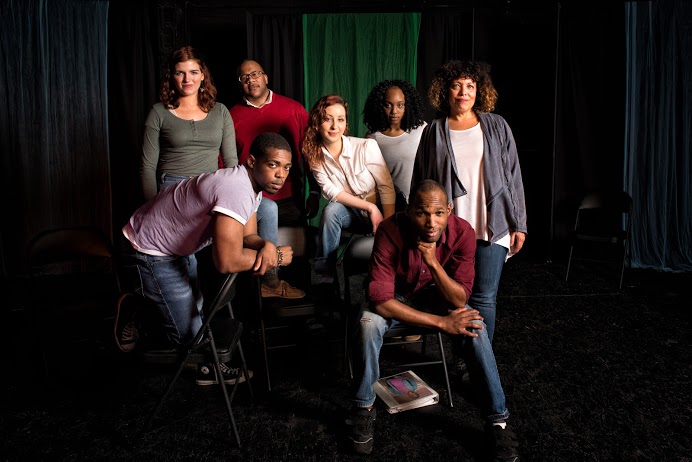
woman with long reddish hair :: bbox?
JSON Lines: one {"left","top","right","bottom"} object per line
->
{"left": 303, "top": 94, "right": 395, "bottom": 286}
{"left": 140, "top": 46, "right": 237, "bottom": 201}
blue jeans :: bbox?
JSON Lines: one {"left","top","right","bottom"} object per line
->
{"left": 159, "top": 173, "right": 191, "bottom": 192}
{"left": 352, "top": 291, "right": 509, "bottom": 423}
{"left": 315, "top": 202, "right": 370, "bottom": 276}
{"left": 257, "top": 197, "right": 279, "bottom": 245}
{"left": 469, "top": 240, "right": 508, "bottom": 343}
{"left": 119, "top": 237, "right": 203, "bottom": 345}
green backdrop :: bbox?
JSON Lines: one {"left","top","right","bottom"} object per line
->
{"left": 302, "top": 13, "right": 421, "bottom": 137}
{"left": 302, "top": 13, "right": 421, "bottom": 227}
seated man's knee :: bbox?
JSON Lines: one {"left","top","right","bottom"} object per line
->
{"left": 358, "top": 309, "right": 387, "bottom": 339}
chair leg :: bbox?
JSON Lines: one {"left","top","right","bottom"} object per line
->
{"left": 565, "top": 244, "right": 574, "bottom": 282}
{"left": 209, "top": 331, "right": 241, "bottom": 447}
{"left": 259, "top": 316, "right": 272, "bottom": 392}
{"left": 618, "top": 238, "right": 630, "bottom": 290}
{"left": 144, "top": 350, "right": 193, "bottom": 432}
{"left": 436, "top": 333, "right": 453, "bottom": 408}
{"left": 226, "top": 302, "right": 254, "bottom": 399}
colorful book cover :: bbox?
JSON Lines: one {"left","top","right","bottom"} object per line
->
{"left": 374, "top": 370, "right": 439, "bottom": 414}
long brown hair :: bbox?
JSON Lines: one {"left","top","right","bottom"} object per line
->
{"left": 160, "top": 46, "right": 217, "bottom": 112}
{"left": 302, "top": 94, "right": 349, "bottom": 170}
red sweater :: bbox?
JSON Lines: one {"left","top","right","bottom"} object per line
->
{"left": 229, "top": 93, "right": 308, "bottom": 201}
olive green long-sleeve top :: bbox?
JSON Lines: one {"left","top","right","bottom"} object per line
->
{"left": 140, "top": 102, "right": 238, "bottom": 200}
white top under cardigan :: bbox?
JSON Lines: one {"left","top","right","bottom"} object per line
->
{"left": 311, "top": 136, "right": 396, "bottom": 209}
{"left": 450, "top": 124, "right": 510, "bottom": 252}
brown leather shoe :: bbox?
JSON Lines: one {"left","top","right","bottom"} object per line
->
{"left": 261, "top": 280, "right": 306, "bottom": 299}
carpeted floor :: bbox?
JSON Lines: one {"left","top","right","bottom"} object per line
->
{"left": 1, "top": 257, "right": 690, "bottom": 461}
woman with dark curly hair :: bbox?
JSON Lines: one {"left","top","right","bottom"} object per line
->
{"left": 412, "top": 60, "right": 527, "bottom": 343}
{"left": 363, "top": 80, "right": 427, "bottom": 210}
{"left": 303, "top": 94, "right": 395, "bottom": 285}
{"left": 140, "top": 46, "right": 237, "bottom": 201}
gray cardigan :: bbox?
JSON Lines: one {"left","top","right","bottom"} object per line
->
{"left": 411, "top": 113, "right": 527, "bottom": 242}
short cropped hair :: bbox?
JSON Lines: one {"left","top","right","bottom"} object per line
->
{"left": 249, "top": 133, "right": 292, "bottom": 161}
{"left": 409, "top": 180, "right": 449, "bottom": 205}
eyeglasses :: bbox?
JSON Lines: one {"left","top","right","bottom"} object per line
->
{"left": 238, "top": 70, "right": 264, "bottom": 83}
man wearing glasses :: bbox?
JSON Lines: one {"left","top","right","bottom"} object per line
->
{"left": 230, "top": 60, "right": 319, "bottom": 299}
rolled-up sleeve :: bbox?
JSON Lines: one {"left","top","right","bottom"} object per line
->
{"left": 311, "top": 163, "right": 344, "bottom": 202}
{"left": 367, "top": 224, "right": 398, "bottom": 306}
{"left": 364, "top": 139, "right": 396, "bottom": 206}
{"left": 446, "top": 220, "right": 477, "bottom": 299}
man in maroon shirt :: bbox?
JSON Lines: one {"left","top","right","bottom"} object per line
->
{"left": 348, "top": 180, "right": 520, "bottom": 462}
{"left": 230, "top": 60, "right": 320, "bottom": 298}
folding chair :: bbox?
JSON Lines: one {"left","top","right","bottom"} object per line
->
{"left": 256, "top": 226, "right": 320, "bottom": 391}
{"left": 140, "top": 272, "right": 251, "bottom": 446}
{"left": 565, "top": 191, "right": 633, "bottom": 289}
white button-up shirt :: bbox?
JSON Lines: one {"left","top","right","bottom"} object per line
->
{"left": 312, "top": 136, "right": 395, "bottom": 206}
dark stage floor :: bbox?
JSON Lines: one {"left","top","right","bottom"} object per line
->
{"left": 1, "top": 257, "right": 690, "bottom": 461}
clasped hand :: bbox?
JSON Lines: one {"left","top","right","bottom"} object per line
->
{"left": 252, "top": 242, "right": 294, "bottom": 275}
{"left": 439, "top": 307, "right": 484, "bottom": 337}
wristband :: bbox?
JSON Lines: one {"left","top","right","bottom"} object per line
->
{"left": 276, "top": 247, "right": 284, "bottom": 267}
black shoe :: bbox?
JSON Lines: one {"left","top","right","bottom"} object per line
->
{"left": 195, "top": 363, "right": 254, "bottom": 386}
{"left": 346, "top": 407, "right": 376, "bottom": 454}
{"left": 485, "top": 421, "right": 520, "bottom": 462}
{"left": 114, "top": 294, "right": 140, "bottom": 353}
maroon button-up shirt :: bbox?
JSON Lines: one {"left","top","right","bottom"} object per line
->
{"left": 368, "top": 212, "right": 476, "bottom": 307}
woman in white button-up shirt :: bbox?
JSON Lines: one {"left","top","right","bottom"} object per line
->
{"left": 303, "top": 94, "right": 395, "bottom": 285}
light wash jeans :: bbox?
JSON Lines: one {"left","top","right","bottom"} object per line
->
{"left": 314, "top": 202, "right": 370, "bottom": 276}
{"left": 352, "top": 290, "right": 510, "bottom": 423}
{"left": 469, "top": 240, "right": 508, "bottom": 343}
{"left": 118, "top": 236, "right": 203, "bottom": 346}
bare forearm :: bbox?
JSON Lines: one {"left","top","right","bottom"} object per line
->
{"left": 375, "top": 299, "right": 445, "bottom": 329}
{"left": 427, "top": 259, "right": 468, "bottom": 307}
{"left": 382, "top": 203, "right": 395, "bottom": 219}
{"left": 243, "top": 234, "right": 266, "bottom": 251}
{"left": 334, "top": 192, "right": 375, "bottom": 213}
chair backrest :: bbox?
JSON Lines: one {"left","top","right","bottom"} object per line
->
{"left": 575, "top": 192, "right": 632, "bottom": 240}
{"left": 343, "top": 235, "right": 375, "bottom": 276}
{"left": 277, "top": 226, "right": 306, "bottom": 257}
{"left": 27, "top": 225, "right": 119, "bottom": 298}
{"left": 29, "top": 226, "right": 113, "bottom": 268}
{"left": 205, "top": 273, "right": 239, "bottom": 319}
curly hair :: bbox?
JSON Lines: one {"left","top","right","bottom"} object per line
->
{"left": 302, "top": 94, "right": 349, "bottom": 170}
{"left": 362, "top": 80, "right": 426, "bottom": 133}
{"left": 428, "top": 60, "right": 498, "bottom": 115}
{"left": 160, "top": 46, "right": 217, "bottom": 112}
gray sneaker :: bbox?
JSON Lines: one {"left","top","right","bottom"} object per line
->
{"left": 346, "top": 407, "right": 376, "bottom": 454}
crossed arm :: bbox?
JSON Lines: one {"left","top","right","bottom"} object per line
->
{"left": 211, "top": 213, "right": 293, "bottom": 275}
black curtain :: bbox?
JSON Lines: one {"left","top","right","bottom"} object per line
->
{"left": 108, "top": 0, "right": 159, "bottom": 229}
{"left": 0, "top": 0, "right": 110, "bottom": 276}
{"left": 247, "top": 13, "right": 305, "bottom": 106}
{"left": 624, "top": 0, "right": 692, "bottom": 271}
{"left": 552, "top": 2, "right": 625, "bottom": 248}
{"left": 416, "top": 9, "right": 474, "bottom": 121}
